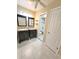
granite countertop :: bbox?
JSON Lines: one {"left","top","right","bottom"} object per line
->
{"left": 17, "top": 27, "right": 37, "bottom": 31}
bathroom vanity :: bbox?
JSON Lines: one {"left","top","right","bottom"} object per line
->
{"left": 17, "top": 29, "right": 37, "bottom": 43}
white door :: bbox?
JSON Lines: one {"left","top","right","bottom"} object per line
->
{"left": 45, "top": 7, "right": 61, "bottom": 54}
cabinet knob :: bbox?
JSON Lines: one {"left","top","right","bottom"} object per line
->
{"left": 48, "top": 32, "right": 50, "bottom": 33}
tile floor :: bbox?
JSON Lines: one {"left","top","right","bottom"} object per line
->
{"left": 17, "top": 37, "right": 60, "bottom": 59}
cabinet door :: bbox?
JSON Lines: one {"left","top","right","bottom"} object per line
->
{"left": 18, "top": 31, "right": 26, "bottom": 43}
{"left": 29, "top": 30, "right": 37, "bottom": 38}
{"left": 24, "top": 31, "right": 29, "bottom": 40}
{"left": 45, "top": 7, "right": 61, "bottom": 54}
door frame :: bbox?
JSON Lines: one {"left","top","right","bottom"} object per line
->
{"left": 38, "top": 12, "right": 47, "bottom": 42}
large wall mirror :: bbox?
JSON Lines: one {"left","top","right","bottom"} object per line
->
{"left": 28, "top": 17, "right": 34, "bottom": 27}
{"left": 17, "top": 14, "right": 27, "bottom": 27}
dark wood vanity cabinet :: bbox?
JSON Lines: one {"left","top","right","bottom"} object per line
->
{"left": 18, "top": 31, "right": 29, "bottom": 43}
{"left": 29, "top": 30, "right": 37, "bottom": 39}
{"left": 17, "top": 30, "right": 37, "bottom": 43}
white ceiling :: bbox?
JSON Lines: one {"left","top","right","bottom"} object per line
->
{"left": 17, "top": 0, "right": 54, "bottom": 11}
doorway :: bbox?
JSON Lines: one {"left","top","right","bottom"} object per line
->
{"left": 38, "top": 13, "right": 47, "bottom": 41}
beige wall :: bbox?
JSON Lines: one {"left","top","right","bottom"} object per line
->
{"left": 17, "top": 0, "right": 61, "bottom": 29}
{"left": 17, "top": 5, "right": 37, "bottom": 29}
{"left": 35, "top": 0, "right": 61, "bottom": 29}
{"left": 17, "top": 5, "right": 35, "bottom": 18}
